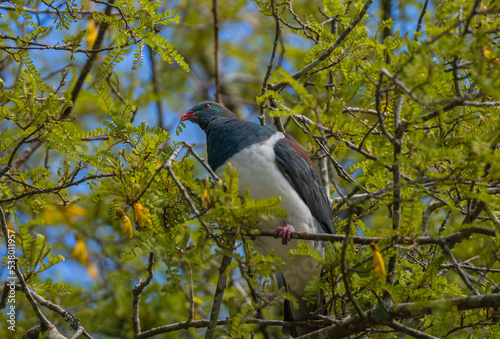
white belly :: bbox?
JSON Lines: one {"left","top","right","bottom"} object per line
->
{"left": 215, "top": 132, "right": 324, "bottom": 293}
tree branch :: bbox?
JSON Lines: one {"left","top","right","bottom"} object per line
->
{"left": 279, "top": 0, "right": 373, "bottom": 88}
{"left": 212, "top": 0, "right": 222, "bottom": 104}
{"left": 205, "top": 247, "right": 235, "bottom": 339}
{"left": 164, "top": 145, "right": 225, "bottom": 248}
{"left": 14, "top": 284, "right": 93, "bottom": 338}
{"left": 133, "top": 252, "right": 155, "bottom": 336}
{"left": 0, "top": 174, "right": 115, "bottom": 204}
{"left": 298, "top": 294, "right": 500, "bottom": 338}
{"left": 135, "top": 294, "right": 500, "bottom": 339}
{"left": 414, "top": 0, "right": 429, "bottom": 38}
{"left": 242, "top": 226, "right": 496, "bottom": 246}
{"left": 259, "top": 0, "right": 281, "bottom": 125}
{"left": 182, "top": 142, "right": 221, "bottom": 182}
{"left": 441, "top": 244, "right": 480, "bottom": 295}
{"left": 7, "top": 0, "right": 116, "bottom": 170}
{"left": 388, "top": 320, "right": 439, "bottom": 339}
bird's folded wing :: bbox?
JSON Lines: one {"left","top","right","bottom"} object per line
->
{"left": 274, "top": 134, "right": 335, "bottom": 234}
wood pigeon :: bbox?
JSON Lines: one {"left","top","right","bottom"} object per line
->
{"left": 181, "top": 101, "right": 335, "bottom": 337}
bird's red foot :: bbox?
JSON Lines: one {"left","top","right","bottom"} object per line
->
{"left": 273, "top": 225, "right": 293, "bottom": 245}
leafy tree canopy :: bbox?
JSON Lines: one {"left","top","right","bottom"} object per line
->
{"left": 1, "top": 0, "right": 500, "bottom": 338}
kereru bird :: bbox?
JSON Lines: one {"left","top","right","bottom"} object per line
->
{"left": 181, "top": 101, "right": 335, "bottom": 337}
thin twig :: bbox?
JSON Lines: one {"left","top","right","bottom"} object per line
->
{"left": 0, "top": 4, "right": 114, "bottom": 14}
{"left": 8, "top": 0, "right": 116, "bottom": 170}
{"left": 441, "top": 244, "right": 480, "bottom": 295}
{"left": 133, "top": 252, "right": 155, "bottom": 336}
{"left": 299, "top": 294, "right": 500, "bottom": 338}
{"left": 136, "top": 318, "right": 328, "bottom": 338}
{"left": 259, "top": 0, "right": 281, "bottom": 125}
{"left": 212, "top": 0, "right": 222, "bottom": 104}
{"left": 187, "top": 261, "right": 195, "bottom": 321}
{"left": 387, "top": 95, "right": 404, "bottom": 285}
{"left": 205, "top": 246, "right": 235, "bottom": 339}
{"left": 341, "top": 211, "right": 366, "bottom": 318}
{"left": 452, "top": 57, "right": 463, "bottom": 97}
{"left": 240, "top": 226, "right": 496, "bottom": 246}
{"left": 62, "top": 0, "right": 115, "bottom": 121}
{"left": 17, "top": 285, "right": 93, "bottom": 338}
{"left": 419, "top": 200, "right": 446, "bottom": 235}
{"left": 0, "top": 124, "right": 44, "bottom": 177}
{"left": 182, "top": 142, "right": 221, "bottom": 182}
{"left": 414, "top": 0, "right": 429, "bottom": 39}
{"left": 149, "top": 46, "right": 164, "bottom": 129}
{"left": 132, "top": 146, "right": 184, "bottom": 205}
{"left": 0, "top": 174, "right": 114, "bottom": 204}
{"left": 13, "top": 259, "right": 52, "bottom": 332}
{"left": 388, "top": 320, "right": 439, "bottom": 339}
{"left": 281, "top": 0, "right": 373, "bottom": 87}
{"left": 164, "top": 146, "right": 224, "bottom": 248}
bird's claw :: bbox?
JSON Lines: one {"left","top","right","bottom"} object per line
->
{"left": 273, "top": 225, "right": 293, "bottom": 245}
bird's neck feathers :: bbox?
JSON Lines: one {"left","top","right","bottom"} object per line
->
{"left": 199, "top": 114, "right": 237, "bottom": 132}
{"left": 204, "top": 119, "right": 276, "bottom": 171}
{"left": 198, "top": 108, "right": 239, "bottom": 131}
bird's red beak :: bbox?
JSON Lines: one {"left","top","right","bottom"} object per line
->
{"left": 180, "top": 111, "right": 195, "bottom": 122}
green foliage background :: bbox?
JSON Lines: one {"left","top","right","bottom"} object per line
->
{"left": 1, "top": 0, "right": 500, "bottom": 338}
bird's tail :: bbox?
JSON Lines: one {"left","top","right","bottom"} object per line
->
{"left": 281, "top": 276, "right": 324, "bottom": 338}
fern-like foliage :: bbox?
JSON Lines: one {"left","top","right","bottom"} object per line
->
{"left": 138, "top": 28, "right": 190, "bottom": 72}
{"left": 98, "top": 38, "right": 132, "bottom": 80}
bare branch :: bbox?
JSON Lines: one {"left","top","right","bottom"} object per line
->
{"left": 14, "top": 284, "right": 93, "bottom": 338}
{"left": 259, "top": 0, "right": 281, "bottom": 126}
{"left": 284, "top": 0, "right": 373, "bottom": 86}
{"left": 133, "top": 253, "right": 155, "bottom": 336}
{"left": 132, "top": 145, "right": 184, "bottom": 204}
{"left": 242, "top": 226, "right": 496, "bottom": 247}
{"left": 212, "top": 0, "right": 222, "bottom": 104}
{"left": 441, "top": 244, "right": 480, "bottom": 295}
{"left": 6, "top": 0, "right": 117, "bottom": 170}
{"left": 148, "top": 46, "right": 165, "bottom": 129}
{"left": 182, "top": 142, "right": 221, "bottom": 182}
{"left": 0, "top": 124, "right": 44, "bottom": 177}
{"left": 388, "top": 320, "right": 439, "bottom": 339}
{"left": 13, "top": 256, "right": 53, "bottom": 333}
{"left": 414, "top": 0, "right": 429, "bottom": 38}
{"left": 135, "top": 294, "right": 500, "bottom": 339}
{"left": 0, "top": 174, "right": 114, "bottom": 204}
{"left": 0, "top": 5, "right": 108, "bottom": 14}
{"left": 205, "top": 248, "right": 234, "bottom": 339}
{"left": 341, "top": 212, "right": 366, "bottom": 318}
{"left": 164, "top": 145, "right": 225, "bottom": 248}
{"left": 299, "top": 294, "right": 500, "bottom": 338}
{"left": 136, "top": 318, "right": 328, "bottom": 339}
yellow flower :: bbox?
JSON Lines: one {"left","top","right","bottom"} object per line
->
{"left": 43, "top": 207, "right": 64, "bottom": 224}
{"left": 86, "top": 262, "right": 99, "bottom": 279}
{"left": 202, "top": 188, "right": 210, "bottom": 206}
{"left": 370, "top": 241, "right": 386, "bottom": 281}
{"left": 133, "top": 203, "right": 152, "bottom": 228}
{"left": 65, "top": 204, "right": 87, "bottom": 218}
{"left": 117, "top": 208, "right": 133, "bottom": 238}
{"left": 381, "top": 100, "right": 393, "bottom": 114}
{"left": 72, "top": 233, "right": 88, "bottom": 265}
{"left": 483, "top": 47, "right": 500, "bottom": 69}
{"left": 86, "top": 18, "right": 98, "bottom": 49}
{"left": 43, "top": 204, "right": 86, "bottom": 225}
{"left": 6, "top": 220, "right": 15, "bottom": 233}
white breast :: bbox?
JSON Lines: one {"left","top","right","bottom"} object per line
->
{"left": 215, "top": 132, "right": 324, "bottom": 293}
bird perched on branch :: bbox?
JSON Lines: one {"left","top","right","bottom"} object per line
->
{"left": 181, "top": 101, "right": 335, "bottom": 337}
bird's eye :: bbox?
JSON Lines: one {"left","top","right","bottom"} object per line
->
{"left": 204, "top": 103, "right": 211, "bottom": 109}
